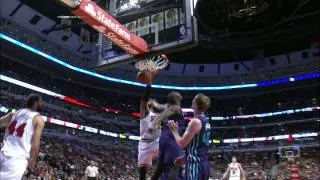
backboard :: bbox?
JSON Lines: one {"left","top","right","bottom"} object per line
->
{"left": 279, "top": 146, "right": 300, "bottom": 159}
{"left": 96, "top": 0, "right": 198, "bottom": 69}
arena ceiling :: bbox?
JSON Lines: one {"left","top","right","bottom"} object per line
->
{"left": 21, "top": 0, "right": 320, "bottom": 63}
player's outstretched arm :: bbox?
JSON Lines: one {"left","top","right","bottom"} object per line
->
{"left": 0, "top": 112, "right": 13, "bottom": 128}
{"left": 168, "top": 117, "right": 202, "bottom": 148}
{"left": 140, "top": 85, "right": 151, "bottom": 119}
{"left": 222, "top": 165, "right": 230, "bottom": 180}
{"left": 28, "top": 115, "right": 45, "bottom": 169}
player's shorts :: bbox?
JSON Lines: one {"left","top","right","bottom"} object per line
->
{"left": 138, "top": 138, "right": 159, "bottom": 167}
{"left": 185, "top": 159, "right": 210, "bottom": 180}
{"left": 159, "top": 131, "right": 184, "bottom": 165}
{"left": 0, "top": 151, "right": 28, "bottom": 180}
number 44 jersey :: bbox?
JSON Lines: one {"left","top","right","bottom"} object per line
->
{"left": 1, "top": 108, "right": 39, "bottom": 159}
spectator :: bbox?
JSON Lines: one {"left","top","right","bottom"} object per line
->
{"left": 85, "top": 161, "right": 99, "bottom": 180}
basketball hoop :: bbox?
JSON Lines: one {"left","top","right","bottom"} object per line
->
{"left": 135, "top": 54, "right": 169, "bottom": 72}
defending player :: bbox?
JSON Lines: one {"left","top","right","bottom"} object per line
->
{"left": 168, "top": 93, "right": 211, "bottom": 180}
{"left": 222, "top": 157, "right": 246, "bottom": 180}
{"left": 0, "top": 94, "right": 45, "bottom": 179}
{"left": 138, "top": 85, "right": 164, "bottom": 180}
{"left": 151, "top": 92, "right": 185, "bottom": 180}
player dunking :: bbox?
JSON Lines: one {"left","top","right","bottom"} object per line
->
{"left": 222, "top": 157, "right": 246, "bottom": 180}
{"left": 138, "top": 85, "right": 164, "bottom": 180}
{"left": 151, "top": 92, "right": 185, "bottom": 180}
{"left": 168, "top": 93, "right": 211, "bottom": 180}
{"left": 0, "top": 94, "right": 45, "bottom": 179}
{"left": 135, "top": 54, "right": 170, "bottom": 180}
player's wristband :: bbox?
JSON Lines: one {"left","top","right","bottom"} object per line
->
{"left": 142, "top": 85, "right": 151, "bottom": 101}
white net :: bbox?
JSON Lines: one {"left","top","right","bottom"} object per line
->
{"left": 135, "top": 55, "right": 169, "bottom": 72}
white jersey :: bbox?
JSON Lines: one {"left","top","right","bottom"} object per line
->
{"left": 1, "top": 108, "right": 39, "bottom": 159}
{"left": 229, "top": 162, "right": 241, "bottom": 179}
{"left": 140, "top": 111, "right": 161, "bottom": 141}
{"left": 85, "top": 165, "right": 99, "bottom": 177}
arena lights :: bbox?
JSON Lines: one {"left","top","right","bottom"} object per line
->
{"left": 2, "top": 73, "right": 319, "bottom": 120}
{"left": 292, "top": 133, "right": 318, "bottom": 138}
{"left": 0, "top": 106, "right": 10, "bottom": 113}
{"left": 258, "top": 72, "right": 320, "bottom": 87}
{"left": 211, "top": 107, "right": 320, "bottom": 120}
{"left": 1, "top": 33, "right": 319, "bottom": 90}
{"left": 222, "top": 133, "right": 319, "bottom": 143}
{"left": 212, "top": 139, "right": 221, "bottom": 144}
{"left": 0, "top": 74, "right": 121, "bottom": 114}
{"left": 119, "top": 134, "right": 127, "bottom": 139}
{"left": 1, "top": 74, "right": 195, "bottom": 118}
{"left": 0, "top": 75, "right": 64, "bottom": 98}
{"left": 0, "top": 105, "right": 318, "bottom": 143}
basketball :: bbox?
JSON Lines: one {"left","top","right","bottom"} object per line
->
{"left": 137, "top": 70, "right": 153, "bottom": 84}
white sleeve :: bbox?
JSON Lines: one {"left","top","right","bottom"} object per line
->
{"left": 85, "top": 167, "right": 89, "bottom": 175}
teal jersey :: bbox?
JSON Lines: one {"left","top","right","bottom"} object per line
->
{"left": 185, "top": 115, "right": 211, "bottom": 180}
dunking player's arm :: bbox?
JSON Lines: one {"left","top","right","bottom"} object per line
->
{"left": 168, "top": 118, "right": 202, "bottom": 148}
{"left": 0, "top": 112, "right": 13, "bottom": 128}
{"left": 140, "top": 85, "right": 151, "bottom": 119}
{"left": 28, "top": 115, "right": 45, "bottom": 169}
{"left": 140, "top": 85, "right": 166, "bottom": 119}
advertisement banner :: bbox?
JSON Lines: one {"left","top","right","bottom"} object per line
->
{"left": 72, "top": 0, "right": 148, "bottom": 55}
